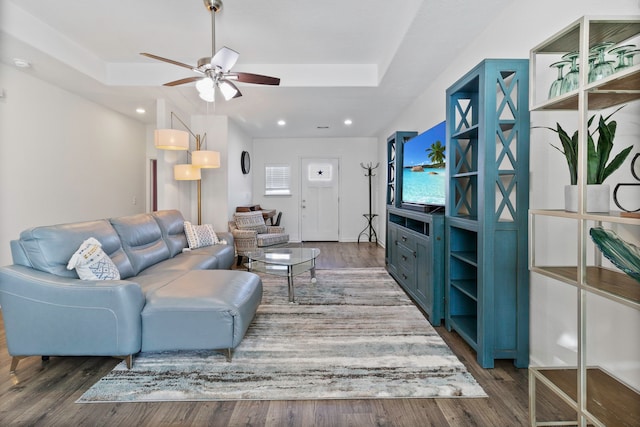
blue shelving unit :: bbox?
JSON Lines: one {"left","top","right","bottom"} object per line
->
{"left": 386, "top": 131, "right": 418, "bottom": 208}
{"left": 385, "top": 131, "right": 446, "bottom": 326}
{"left": 445, "top": 59, "right": 530, "bottom": 368}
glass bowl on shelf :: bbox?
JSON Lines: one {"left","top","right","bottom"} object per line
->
{"left": 590, "top": 227, "right": 640, "bottom": 283}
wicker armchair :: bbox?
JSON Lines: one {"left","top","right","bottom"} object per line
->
{"left": 228, "top": 212, "right": 289, "bottom": 265}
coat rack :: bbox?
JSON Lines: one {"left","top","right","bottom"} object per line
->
{"left": 358, "top": 162, "right": 380, "bottom": 243}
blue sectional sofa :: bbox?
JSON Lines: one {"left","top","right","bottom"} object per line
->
{"left": 0, "top": 210, "right": 263, "bottom": 372}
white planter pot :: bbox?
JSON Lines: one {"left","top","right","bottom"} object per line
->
{"left": 564, "top": 184, "right": 610, "bottom": 213}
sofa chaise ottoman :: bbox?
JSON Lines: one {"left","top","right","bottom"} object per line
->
{"left": 0, "top": 210, "right": 262, "bottom": 372}
{"left": 141, "top": 269, "right": 262, "bottom": 361}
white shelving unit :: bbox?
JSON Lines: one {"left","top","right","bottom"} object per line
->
{"left": 528, "top": 16, "right": 640, "bottom": 427}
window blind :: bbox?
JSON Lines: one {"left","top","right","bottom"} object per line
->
{"left": 265, "top": 165, "right": 291, "bottom": 195}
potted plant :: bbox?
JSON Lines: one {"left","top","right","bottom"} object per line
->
{"left": 541, "top": 106, "right": 633, "bottom": 212}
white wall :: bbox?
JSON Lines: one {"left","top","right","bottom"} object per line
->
{"left": 252, "top": 137, "right": 379, "bottom": 242}
{"left": 0, "top": 63, "right": 146, "bottom": 266}
{"left": 226, "top": 119, "right": 254, "bottom": 220}
{"left": 375, "top": 0, "right": 640, "bottom": 388}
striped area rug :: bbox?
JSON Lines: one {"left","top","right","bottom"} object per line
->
{"left": 77, "top": 268, "right": 486, "bottom": 402}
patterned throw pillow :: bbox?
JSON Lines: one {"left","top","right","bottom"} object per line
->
{"left": 234, "top": 212, "right": 267, "bottom": 234}
{"left": 66, "top": 237, "right": 121, "bottom": 280}
{"left": 184, "top": 221, "right": 219, "bottom": 249}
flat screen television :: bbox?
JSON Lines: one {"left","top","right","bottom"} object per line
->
{"left": 400, "top": 121, "right": 446, "bottom": 211}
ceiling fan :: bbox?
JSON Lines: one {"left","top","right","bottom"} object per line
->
{"left": 141, "top": 0, "right": 280, "bottom": 102}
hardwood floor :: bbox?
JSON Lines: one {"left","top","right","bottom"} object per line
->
{"left": 0, "top": 243, "right": 565, "bottom": 426}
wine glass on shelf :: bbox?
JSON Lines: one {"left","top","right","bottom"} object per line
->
{"left": 622, "top": 48, "right": 640, "bottom": 69}
{"left": 608, "top": 44, "right": 636, "bottom": 72}
{"left": 548, "top": 60, "right": 569, "bottom": 99}
{"left": 560, "top": 51, "right": 580, "bottom": 94}
{"left": 587, "top": 53, "right": 597, "bottom": 78}
{"left": 588, "top": 42, "right": 615, "bottom": 83}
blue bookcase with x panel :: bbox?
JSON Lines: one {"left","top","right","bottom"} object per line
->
{"left": 445, "top": 59, "right": 530, "bottom": 368}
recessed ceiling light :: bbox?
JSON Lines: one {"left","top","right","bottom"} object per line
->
{"left": 13, "top": 58, "right": 31, "bottom": 68}
{"left": 277, "top": 120, "right": 286, "bottom": 126}
{"left": 136, "top": 108, "right": 146, "bottom": 114}
{"left": 344, "top": 119, "right": 353, "bottom": 126}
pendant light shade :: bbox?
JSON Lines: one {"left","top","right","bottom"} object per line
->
{"left": 192, "top": 150, "right": 221, "bottom": 168}
{"left": 174, "top": 164, "right": 202, "bottom": 180}
{"left": 155, "top": 129, "right": 189, "bottom": 150}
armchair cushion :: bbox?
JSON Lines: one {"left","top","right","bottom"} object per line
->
{"left": 234, "top": 212, "right": 268, "bottom": 234}
{"left": 256, "top": 233, "right": 290, "bottom": 247}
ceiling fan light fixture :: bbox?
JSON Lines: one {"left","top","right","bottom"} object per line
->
{"left": 196, "top": 77, "right": 214, "bottom": 93}
{"left": 219, "top": 80, "right": 239, "bottom": 101}
{"left": 199, "top": 89, "right": 215, "bottom": 103}
{"left": 142, "top": 0, "right": 279, "bottom": 102}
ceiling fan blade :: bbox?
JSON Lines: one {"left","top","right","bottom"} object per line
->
{"left": 232, "top": 72, "right": 281, "bottom": 86}
{"left": 140, "top": 53, "right": 195, "bottom": 70}
{"left": 211, "top": 46, "right": 239, "bottom": 72}
{"left": 164, "top": 76, "right": 202, "bottom": 87}
{"left": 219, "top": 79, "right": 243, "bottom": 100}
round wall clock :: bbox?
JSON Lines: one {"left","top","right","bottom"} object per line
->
{"left": 241, "top": 151, "right": 251, "bottom": 174}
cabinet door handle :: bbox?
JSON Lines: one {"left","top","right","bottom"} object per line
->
{"left": 401, "top": 236, "right": 407, "bottom": 242}
{"left": 412, "top": 251, "right": 417, "bottom": 258}
{"left": 401, "top": 255, "right": 407, "bottom": 261}
{"left": 401, "top": 273, "right": 407, "bottom": 280}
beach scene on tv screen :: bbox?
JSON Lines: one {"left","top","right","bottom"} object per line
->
{"left": 402, "top": 121, "right": 446, "bottom": 206}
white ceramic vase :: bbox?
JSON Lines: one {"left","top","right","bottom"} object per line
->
{"left": 564, "top": 184, "right": 610, "bottom": 213}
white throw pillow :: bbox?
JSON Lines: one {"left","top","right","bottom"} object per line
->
{"left": 184, "top": 221, "right": 219, "bottom": 249}
{"left": 66, "top": 237, "right": 121, "bottom": 280}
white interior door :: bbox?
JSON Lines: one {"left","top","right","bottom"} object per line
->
{"left": 300, "top": 158, "right": 339, "bottom": 241}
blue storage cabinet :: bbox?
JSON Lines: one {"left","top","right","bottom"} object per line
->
{"left": 445, "top": 59, "right": 530, "bottom": 368}
{"left": 386, "top": 207, "right": 445, "bottom": 325}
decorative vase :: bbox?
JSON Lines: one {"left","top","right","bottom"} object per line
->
{"left": 564, "top": 184, "right": 610, "bottom": 213}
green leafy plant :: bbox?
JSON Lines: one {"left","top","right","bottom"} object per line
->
{"left": 540, "top": 106, "right": 633, "bottom": 185}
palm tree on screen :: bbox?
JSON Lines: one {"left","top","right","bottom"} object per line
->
{"left": 426, "top": 141, "right": 446, "bottom": 166}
